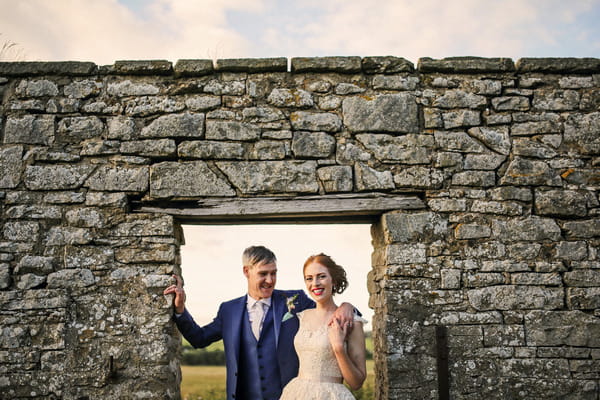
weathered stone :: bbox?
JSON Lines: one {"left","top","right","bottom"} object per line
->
{"left": 361, "top": 56, "right": 414, "bottom": 74}
{"left": 492, "top": 216, "right": 562, "bottom": 242}
{"left": 17, "top": 273, "right": 46, "bottom": 290}
{"left": 45, "top": 226, "right": 92, "bottom": 246}
{"left": 452, "top": 171, "right": 496, "bottom": 187}
{"left": 290, "top": 111, "right": 342, "bottom": 132}
{"left": 342, "top": 94, "right": 418, "bottom": 133}
{"left": 382, "top": 212, "right": 448, "bottom": 244}
{"left": 354, "top": 163, "right": 394, "bottom": 191}
{"left": 465, "top": 272, "right": 506, "bottom": 287}
{"left": 6, "top": 205, "right": 62, "bottom": 220}
{"left": 2, "top": 221, "right": 40, "bottom": 242}
{"left": 490, "top": 186, "right": 532, "bottom": 202}
{"left": 25, "top": 165, "right": 95, "bottom": 190}
{"left": 471, "top": 200, "right": 522, "bottom": 215}
{"left": 249, "top": 140, "right": 287, "bottom": 160}
{"left": 0, "top": 146, "right": 23, "bottom": 188}
{"left": 291, "top": 56, "right": 361, "bottom": 73}
{"left": 511, "top": 119, "right": 561, "bottom": 136}
{"left": 535, "top": 190, "right": 588, "bottom": 217}
{"left": 150, "top": 161, "right": 235, "bottom": 198}
{"left": 15, "top": 79, "right": 59, "bottom": 97}
{"left": 205, "top": 120, "right": 260, "bottom": 140}
{"left": 513, "top": 138, "right": 557, "bottom": 158}
{"left": 4, "top": 115, "right": 54, "bottom": 145}
{"left": 464, "top": 153, "right": 506, "bottom": 170}
{"left": 317, "top": 166, "right": 353, "bottom": 192}
{"left": 554, "top": 241, "right": 588, "bottom": 261}
{"left": 57, "top": 116, "right": 104, "bottom": 141}
{"left": 468, "top": 286, "right": 563, "bottom": 311}
{"left": 47, "top": 269, "right": 95, "bottom": 288}
{"left": 65, "top": 246, "right": 114, "bottom": 269}
{"left": 434, "top": 131, "right": 487, "bottom": 153}
{"left": 120, "top": 139, "right": 177, "bottom": 157}
{"left": 16, "top": 256, "right": 55, "bottom": 274}
{"left": 336, "top": 141, "right": 372, "bottom": 164}
{"left": 455, "top": 223, "right": 491, "bottom": 239}
{"left": 427, "top": 198, "right": 467, "bottom": 212}
{"left": 418, "top": 57, "right": 515, "bottom": 73}
{"left": 467, "top": 126, "right": 511, "bottom": 155}
{"left": 533, "top": 89, "right": 580, "bottom": 111}
{"left": 394, "top": 166, "right": 444, "bottom": 189}
{"left": 86, "top": 166, "right": 148, "bottom": 192}
{"left": 424, "top": 108, "right": 443, "bottom": 128}
{"left": 216, "top": 58, "right": 287, "bottom": 73}
{"left": 63, "top": 79, "right": 102, "bottom": 99}
{"left": 500, "top": 157, "right": 562, "bottom": 186}
{"left": 564, "top": 270, "right": 600, "bottom": 287}
{"left": 115, "top": 244, "right": 176, "bottom": 263}
{"left": 112, "top": 215, "right": 174, "bottom": 237}
{"left": 432, "top": 90, "right": 487, "bottom": 109}
{"left": 0, "top": 264, "right": 11, "bottom": 289}
{"left": 85, "top": 192, "right": 128, "bottom": 208}
{"left": 491, "top": 96, "right": 530, "bottom": 111}
{"left": 178, "top": 140, "right": 245, "bottom": 159}
{"left": 242, "top": 107, "right": 286, "bottom": 123}
{"left": 107, "top": 80, "right": 160, "bottom": 96}
{"left": 568, "top": 287, "right": 600, "bottom": 309}
{"left": 563, "top": 113, "right": 600, "bottom": 155}
{"left": 357, "top": 133, "right": 433, "bottom": 164}
{"left": 217, "top": 161, "right": 319, "bottom": 194}
{"left": 511, "top": 272, "right": 562, "bottom": 286}
{"left": 372, "top": 75, "right": 419, "bottom": 91}
{"left": 291, "top": 131, "right": 335, "bottom": 158}
{"left": 141, "top": 112, "right": 204, "bottom": 138}
{"left": 124, "top": 96, "right": 186, "bottom": 116}
{"left": 562, "top": 219, "right": 600, "bottom": 239}
{"left": 268, "top": 88, "right": 313, "bottom": 108}
{"left": 525, "top": 310, "right": 600, "bottom": 347}
{"left": 173, "top": 59, "right": 214, "bottom": 76}
{"left": 442, "top": 110, "right": 481, "bottom": 128}
{"left": 386, "top": 243, "right": 427, "bottom": 264}
{"left": 184, "top": 95, "right": 221, "bottom": 111}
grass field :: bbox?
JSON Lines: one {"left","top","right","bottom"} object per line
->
{"left": 181, "top": 360, "right": 375, "bottom": 400}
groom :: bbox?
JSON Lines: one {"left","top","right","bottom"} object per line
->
{"left": 164, "top": 245, "right": 356, "bottom": 400}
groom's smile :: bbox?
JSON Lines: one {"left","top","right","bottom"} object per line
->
{"left": 244, "top": 261, "right": 277, "bottom": 300}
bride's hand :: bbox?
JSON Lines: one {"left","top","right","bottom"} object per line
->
{"left": 327, "top": 319, "right": 348, "bottom": 353}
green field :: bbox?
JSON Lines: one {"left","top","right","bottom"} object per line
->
{"left": 181, "top": 360, "right": 375, "bottom": 400}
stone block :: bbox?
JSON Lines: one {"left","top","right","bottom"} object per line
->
{"left": 242, "top": 107, "right": 286, "bottom": 123}
{"left": 64, "top": 79, "right": 102, "bottom": 99}
{"left": 357, "top": 133, "right": 434, "bottom": 164}
{"left": 113, "top": 60, "right": 172, "bottom": 75}
{"left": 455, "top": 223, "right": 491, "bottom": 239}
{"left": 47, "top": 269, "right": 95, "bottom": 288}
{"left": 317, "top": 166, "right": 353, "bottom": 192}
{"left": 554, "top": 241, "right": 588, "bottom": 261}
{"left": 361, "top": 56, "right": 414, "bottom": 74}
{"left": 500, "top": 157, "right": 562, "bottom": 186}
{"left": 6, "top": 205, "right": 62, "bottom": 220}
{"left": 568, "top": 287, "right": 600, "bottom": 309}
{"left": 432, "top": 90, "right": 487, "bottom": 109}
{"left": 452, "top": 171, "right": 496, "bottom": 187}
{"left": 16, "top": 256, "right": 55, "bottom": 274}
{"left": 217, "top": 161, "right": 319, "bottom": 194}
{"left": 511, "top": 272, "right": 562, "bottom": 286}
{"left": 120, "top": 139, "right": 177, "bottom": 157}
{"left": 290, "top": 111, "right": 342, "bottom": 132}
{"left": 342, "top": 93, "right": 418, "bottom": 133}
{"left": 382, "top": 212, "right": 448, "bottom": 244}
{"left": 516, "top": 57, "right": 600, "bottom": 73}
{"left": 372, "top": 75, "right": 419, "bottom": 90}
{"left": 564, "top": 270, "right": 600, "bottom": 287}
{"left": 386, "top": 243, "right": 427, "bottom": 264}
{"left": 185, "top": 95, "right": 221, "bottom": 111}
{"left": 463, "top": 153, "right": 507, "bottom": 170}
{"left": 418, "top": 57, "right": 515, "bottom": 73}
{"left": 115, "top": 244, "right": 176, "bottom": 263}
{"left": 465, "top": 272, "right": 506, "bottom": 287}
{"left": 249, "top": 140, "right": 287, "bottom": 160}
{"left": 215, "top": 57, "right": 287, "bottom": 73}
{"left": 441, "top": 269, "right": 461, "bottom": 289}
{"left": 57, "top": 116, "right": 104, "bottom": 141}
{"left": 150, "top": 161, "right": 235, "bottom": 198}
{"left": 85, "top": 165, "right": 148, "bottom": 192}
{"left": 563, "top": 112, "right": 600, "bottom": 155}
{"left": 107, "top": 79, "right": 160, "bottom": 96}
{"left": 206, "top": 120, "right": 260, "bottom": 140}
{"left": 0, "top": 146, "right": 23, "bottom": 189}
{"left": 467, "top": 126, "right": 511, "bottom": 155}
{"left": 535, "top": 189, "right": 588, "bottom": 217}
{"left": 0, "top": 264, "right": 10, "bottom": 289}
{"left": 268, "top": 88, "right": 314, "bottom": 108}
{"left": 141, "top": 112, "right": 204, "bottom": 138}
{"left": 292, "top": 131, "right": 335, "bottom": 158}
{"left": 532, "top": 89, "right": 580, "bottom": 111}
{"left": 291, "top": 56, "right": 361, "bottom": 73}
{"left": 45, "top": 226, "right": 92, "bottom": 246}
{"left": 15, "top": 79, "right": 59, "bottom": 97}
{"left": 4, "top": 115, "right": 54, "bottom": 145}
{"left": 354, "top": 163, "right": 395, "bottom": 191}
{"left": 562, "top": 219, "right": 600, "bottom": 239}
{"left": 468, "top": 285, "right": 563, "bottom": 311}
{"left": 435, "top": 130, "right": 488, "bottom": 153}
{"left": 173, "top": 59, "right": 214, "bottom": 76}
{"left": 3, "top": 221, "right": 40, "bottom": 242}
{"left": 484, "top": 325, "right": 526, "bottom": 346}
{"left": 471, "top": 200, "right": 522, "bottom": 215}
{"left": 525, "top": 310, "right": 600, "bottom": 347}
{"left": 16, "top": 273, "right": 46, "bottom": 290}
{"left": 124, "top": 96, "right": 186, "bottom": 116}
{"left": 491, "top": 96, "right": 530, "bottom": 111}
{"left": 394, "top": 166, "right": 444, "bottom": 189}
{"left": 336, "top": 141, "right": 372, "bottom": 164}
{"left": 178, "top": 140, "right": 245, "bottom": 159}
{"left": 427, "top": 198, "right": 467, "bottom": 212}
{"left": 492, "top": 216, "right": 561, "bottom": 242}
{"left": 442, "top": 109, "right": 481, "bottom": 128}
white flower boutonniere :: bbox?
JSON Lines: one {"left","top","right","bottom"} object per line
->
{"left": 282, "top": 294, "right": 299, "bottom": 322}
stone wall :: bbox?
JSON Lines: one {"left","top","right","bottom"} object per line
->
{"left": 0, "top": 56, "right": 599, "bottom": 399}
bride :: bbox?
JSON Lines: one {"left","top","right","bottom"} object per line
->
{"left": 280, "top": 253, "right": 367, "bottom": 400}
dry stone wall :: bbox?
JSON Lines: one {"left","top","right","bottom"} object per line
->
{"left": 0, "top": 56, "right": 599, "bottom": 399}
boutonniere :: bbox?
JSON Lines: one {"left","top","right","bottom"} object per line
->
{"left": 282, "top": 294, "right": 298, "bottom": 322}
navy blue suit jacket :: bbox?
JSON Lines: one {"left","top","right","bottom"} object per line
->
{"left": 175, "top": 289, "right": 314, "bottom": 399}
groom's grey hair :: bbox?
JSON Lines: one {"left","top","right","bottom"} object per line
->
{"left": 243, "top": 245, "right": 277, "bottom": 268}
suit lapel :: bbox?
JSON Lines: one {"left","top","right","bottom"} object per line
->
{"left": 272, "top": 290, "right": 286, "bottom": 348}
{"left": 226, "top": 296, "right": 247, "bottom": 363}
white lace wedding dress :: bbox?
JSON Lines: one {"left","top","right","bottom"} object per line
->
{"left": 280, "top": 310, "right": 367, "bottom": 400}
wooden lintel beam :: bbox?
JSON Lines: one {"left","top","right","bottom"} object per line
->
{"left": 136, "top": 193, "right": 425, "bottom": 223}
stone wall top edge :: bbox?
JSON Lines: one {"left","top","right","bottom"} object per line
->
{"left": 1, "top": 56, "right": 599, "bottom": 77}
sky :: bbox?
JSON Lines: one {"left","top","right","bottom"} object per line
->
{"left": 0, "top": 0, "right": 599, "bottom": 64}
{"left": 1, "top": 0, "right": 599, "bottom": 324}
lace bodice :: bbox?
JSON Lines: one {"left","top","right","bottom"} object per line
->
{"left": 294, "top": 311, "right": 344, "bottom": 380}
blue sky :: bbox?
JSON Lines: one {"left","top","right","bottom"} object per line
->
{"left": 1, "top": 0, "right": 599, "bottom": 323}
{"left": 1, "top": 0, "right": 598, "bottom": 64}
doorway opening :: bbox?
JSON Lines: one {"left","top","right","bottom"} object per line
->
{"left": 178, "top": 223, "right": 374, "bottom": 399}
